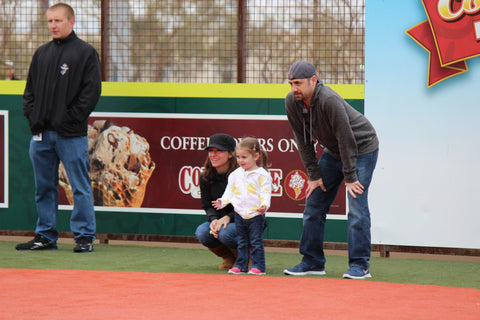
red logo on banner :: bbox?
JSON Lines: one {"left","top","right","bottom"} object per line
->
{"left": 406, "top": 0, "right": 480, "bottom": 87}
{"left": 284, "top": 170, "right": 308, "bottom": 201}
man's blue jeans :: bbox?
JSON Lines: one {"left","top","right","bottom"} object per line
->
{"left": 299, "top": 149, "right": 378, "bottom": 270}
{"left": 195, "top": 221, "right": 238, "bottom": 249}
{"left": 235, "top": 214, "right": 266, "bottom": 272}
{"left": 29, "top": 130, "right": 96, "bottom": 242}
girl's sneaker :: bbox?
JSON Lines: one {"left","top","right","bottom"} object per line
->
{"left": 248, "top": 268, "right": 266, "bottom": 275}
{"left": 228, "top": 267, "right": 246, "bottom": 274}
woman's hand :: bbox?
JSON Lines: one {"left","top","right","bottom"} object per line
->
{"left": 209, "top": 216, "right": 231, "bottom": 239}
{"left": 209, "top": 219, "right": 219, "bottom": 238}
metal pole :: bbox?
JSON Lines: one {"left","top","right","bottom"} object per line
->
{"left": 237, "top": 0, "right": 247, "bottom": 83}
{"left": 100, "top": 0, "right": 109, "bottom": 81}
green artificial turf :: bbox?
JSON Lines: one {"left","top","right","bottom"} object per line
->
{"left": 1, "top": 241, "right": 479, "bottom": 289}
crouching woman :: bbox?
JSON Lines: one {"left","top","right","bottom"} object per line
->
{"left": 195, "top": 133, "right": 238, "bottom": 269}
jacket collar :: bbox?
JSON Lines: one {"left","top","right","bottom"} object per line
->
{"left": 310, "top": 80, "right": 324, "bottom": 108}
{"left": 298, "top": 80, "right": 324, "bottom": 144}
{"left": 52, "top": 31, "right": 77, "bottom": 45}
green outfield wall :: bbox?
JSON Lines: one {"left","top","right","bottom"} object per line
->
{"left": 0, "top": 81, "right": 364, "bottom": 242}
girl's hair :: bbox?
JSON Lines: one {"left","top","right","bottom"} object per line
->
{"left": 202, "top": 151, "right": 238, "bottom": 183}
{"left": 236, "top": 137, "right": 270, "bottom": 170}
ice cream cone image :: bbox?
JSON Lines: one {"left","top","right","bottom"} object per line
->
{"left": 288, "top": 171, "right": 305, "bottom": 200}
{"left": 294, "top": 186, "right": 300, "bottom": 199}
{"left": 59, "top": 120, "right": 155, "bottom": 207}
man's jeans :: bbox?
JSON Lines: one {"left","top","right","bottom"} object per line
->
{"left": 195, "top": 221, "right": 238, "bottom": 249}
{"left": 235, "top": 214, "right": 266, "bottom": 272}
{"left": 299, "top": 149, "right": 378, "bottom": 270}
{"left": 29, "top": 130, "right": 96, "bottom": 242}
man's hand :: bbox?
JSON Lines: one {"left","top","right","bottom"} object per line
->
{"left": 306, "top": 178, "right": 326, "bottom": 199}
{"left": 345, "top": 181, "right": 364, "bottom": 198}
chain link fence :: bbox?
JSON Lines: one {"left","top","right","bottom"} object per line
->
{"left": 1, "top": 0, "right": 364, "bottom": 84}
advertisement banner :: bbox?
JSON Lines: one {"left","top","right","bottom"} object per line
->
{"left": 406, "top": 0, "right": 480, "bottom": 87}
{"left": 59, "top": 112, "right": 346, "bottom": 216}
{"left": 366, "top": 1, "right": 480, "bottom": 248}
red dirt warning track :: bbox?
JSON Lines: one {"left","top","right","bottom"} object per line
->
{"left": 1, "top": 268, "right": 479, "bottom": 319}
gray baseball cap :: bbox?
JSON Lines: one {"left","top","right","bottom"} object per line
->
{"left": 288, "top": 60, "right": 319, "bottom": 80}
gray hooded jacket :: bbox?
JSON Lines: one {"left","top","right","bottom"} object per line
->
{"left": 285, "top": 82, "right": 379, "bottom": 183}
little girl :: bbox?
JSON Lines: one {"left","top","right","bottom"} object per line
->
{"left": 212, "top": 137, "right": 272, "bottom": 275}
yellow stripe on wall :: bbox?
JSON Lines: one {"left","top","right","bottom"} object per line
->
{"left": 0, "top": 81, "right": 364, "bottom": 100}
{"left": 0, "top": 81, "right": 25, "bottom": 95}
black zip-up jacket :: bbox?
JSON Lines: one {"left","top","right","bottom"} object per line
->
{"left": 200, "top": 171, "right": 235, "bottom": 223}
{"left": 286, "top": 82, "right": 379, "bottom": 183}
{"left": 23, "top": 31, "right": 101, "bottom": 137}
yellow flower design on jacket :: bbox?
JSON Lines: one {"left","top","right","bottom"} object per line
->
{"left": 219, "top": 167, "right": 272, "bottom": 219}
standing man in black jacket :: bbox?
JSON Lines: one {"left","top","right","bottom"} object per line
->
{"left": 17, "top": 2, "right": 101, "bottom": 253}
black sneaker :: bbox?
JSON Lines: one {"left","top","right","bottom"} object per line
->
{"left": 73, "top": 237, "right": 94, "bottom": 253}
{"left": 15, "top": 235, "right": 58, "bottom": 251}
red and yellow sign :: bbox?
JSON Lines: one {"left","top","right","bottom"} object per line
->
{"left": 59, "top": 114, "right": 346, "bottom": 215}
{"left": 407, "top": 0, "right": 480, "bottom": 87}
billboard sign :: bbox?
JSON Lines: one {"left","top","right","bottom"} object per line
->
{"left": 59, "top": 112, "right": 346, "bottom": 217}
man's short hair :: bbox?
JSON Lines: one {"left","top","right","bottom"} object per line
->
{"left": 47, "top": 2, "right": 75, "bottom": 20}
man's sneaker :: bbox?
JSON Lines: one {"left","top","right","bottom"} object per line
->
{"left": 248, "top": 268, "right": 266, "bottom": 275}
{"left": 228, "top": 267, "right": 246, "bottom": 274}
{"left": 284, "top": 262, "right": 326, "bottom": 276}
{"left": 15, "top": 235, "right": 58, "bottom": 251}
{"left": 73, "top": 237, "right": 94, "bottom": 253}
{"left": 343, "top": 267, "right": 371, "bottom": 279}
